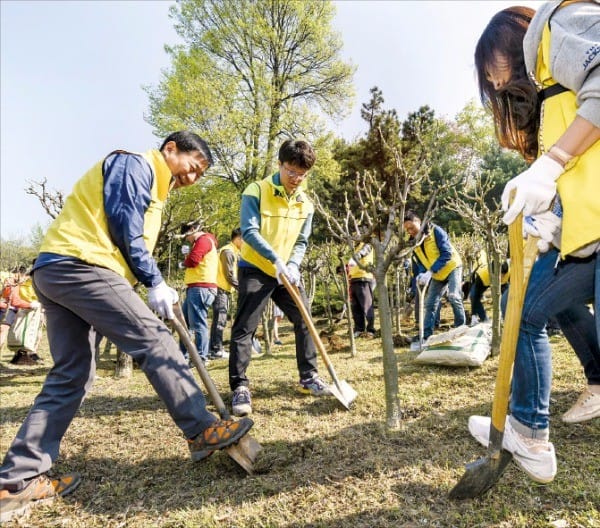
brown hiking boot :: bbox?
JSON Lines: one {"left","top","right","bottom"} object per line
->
{"left": 0, "top": 473, "right": 81, "bottom": 522}
{"left": 188, "top": 417, "right": 254, "bottom": 461}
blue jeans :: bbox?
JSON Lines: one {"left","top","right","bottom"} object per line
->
{"left": 423, "top": 267, "right": 465, "bottom": 339}
{"left": 181, "top": 286, "right": 216, "bottom": 360}
{"left": 510, "top": 248, "right": 598, "bottom": 432}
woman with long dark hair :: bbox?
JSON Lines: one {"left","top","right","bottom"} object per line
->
{"left": 467, "top": 2, "right": 600, "bottom": 484}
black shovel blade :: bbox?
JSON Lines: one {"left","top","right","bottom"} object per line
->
{"left": 449, "top": 448, "right": 512, "bottom": 499}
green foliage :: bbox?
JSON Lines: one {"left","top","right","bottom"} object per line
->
{"left": 145, "top": 0, "right": 354, "bottom": 189}
{"left": 1, "top": 238, "right": 35, "bottom": 272}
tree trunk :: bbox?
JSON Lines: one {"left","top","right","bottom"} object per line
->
{"left": 393, "top": 267, "right": 401, "bottom": 334}
{"left": 115, "top": 349, "right": 132, "bottom": 379}
{"left": 374, "top": 265, "right": 402, "bottom": 429}
{"left": 262, "top": 303, "right": 273, "bottom": 356}
{"left": 486, "top": 243, "right": 503, "bottom": 356}
{"left": 338, "top": 258, "right": 357, "bottom": 356}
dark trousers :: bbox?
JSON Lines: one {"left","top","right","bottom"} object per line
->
{"left": 0, "top": 261, "right": 215, "bottom": 489}
{"left": 229, "top": 266, "right": 318, "bottom": 390}
{"left": 350, "top": 279, "right": 375, "bottom": 333}
{"left": 469, "top": 275, "right": 488, "bottom": 322}
{"left": 210, "top": 288, "right": 230, "bottom": 352}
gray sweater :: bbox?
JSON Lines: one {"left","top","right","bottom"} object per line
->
{"left": 523, "top": 0, "right": 600, "bottom": 127}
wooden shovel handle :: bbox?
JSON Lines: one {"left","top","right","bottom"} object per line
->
{"left": 491, "top": 217, "right": 539, "bottom": 432}
{"left": 171, "top": 302, "right": 231, "bottom": 420}
{"left": 280, "top": 274, "right": 343, "bottom": 388}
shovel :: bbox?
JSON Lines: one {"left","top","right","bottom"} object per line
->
{"left": 280, "top": 274, "right": 358, "bottom": 410}
{"left": 449, "top": 209, "right": 539, "bottom": 499}
{"left": 170, "top": 303, "right": 262, "bottom": 474}
{"left": 410, "top": 279, "right": 429, "bottom": 352}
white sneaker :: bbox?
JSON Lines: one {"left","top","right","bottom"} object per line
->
{"left": 232, "top": 386, "right": 252, "bottom": 417}
{"left": 467, "top": 415, "right": 557, "bottom": 483}
{"left": 562, "top": 389, "right": 600, "bottom": 423}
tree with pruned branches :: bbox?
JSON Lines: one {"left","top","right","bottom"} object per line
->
{"left": 314, "top": 128, "right": 437, "bottom": 428}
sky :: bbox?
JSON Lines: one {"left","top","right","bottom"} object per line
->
{"left": 0, "top": 0, "right": 543, "bottom": 240}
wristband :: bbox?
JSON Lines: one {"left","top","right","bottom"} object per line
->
{"left": 549, "top": 145, "right": 576, "bottom": 170}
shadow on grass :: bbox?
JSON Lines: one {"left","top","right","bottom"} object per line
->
{"left": 43, "top": 398, "right": 598, "bottom": 523}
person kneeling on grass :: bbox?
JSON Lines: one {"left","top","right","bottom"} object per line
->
{"left": 0, "top": 131, "right": 253, "bottom": 523}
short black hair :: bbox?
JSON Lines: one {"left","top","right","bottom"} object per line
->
{"left": 403, "top": 210, "right": 421, "bottom": 223}
{"left": 278, "top": 139, "right": 316, "bottom": 170}
{"left": 160, "top": 131, "right": 214, "bottom": 167}
{"left": 180, "top": 220, "right": 202, "bottom": 236}
{"left": 231, "top": 227, "right": 241, "bottom": 240}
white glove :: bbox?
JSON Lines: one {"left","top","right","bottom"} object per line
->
{"left": 348, "top": 258, "right": 357, "bottom": 267}
{"left": 523, "top": 212, "right": 562, "bottom": 253}
{"left": 416, "top": 270, "right": 432, "bottom": 286}
{"left": 147, "top": 280, "right": 179, "bottom": 319}
{"left": 29, "top": 301, "right": 41, "bottom": 309}
{"left": 286, "top": 262, "right": 301, "bottom": 286}
{"left": 274, "top": 258, "right": 288, "bottom": 284}
{"left": 181, "top": 245, "right": 190, "bottom": 255}
{"left": 178, "top": 261, "right": 185, "bottom": 270}
{"left": 501, "top": 154, "right": 564, "bottom": 225}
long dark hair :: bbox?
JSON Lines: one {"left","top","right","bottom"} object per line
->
{"left": 475, "top": 7, "right": 538, "bottom": 162}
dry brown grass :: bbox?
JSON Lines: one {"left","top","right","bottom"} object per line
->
{"left": 1, "top": 313, "right": 599, "bottom": 528}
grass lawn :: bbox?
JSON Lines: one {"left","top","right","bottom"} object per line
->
{"left": 1, "top": 316, "right": 598, "bottom": 527}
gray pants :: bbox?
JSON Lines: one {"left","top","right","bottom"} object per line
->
{"left": 210, "top": 288, "right": 230, "bottom": 353}
{"left": 0, "top": 260, "right": 216, "bottom": 489}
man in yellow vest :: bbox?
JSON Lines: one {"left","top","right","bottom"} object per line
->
{"left": 209, "top": 228, "right": 242, "bottom": 359}
{"left": 348, "top": 243, "right": 376, "bottom": 338}
{"left": 229, "top": 139, "right": 331, "bottom": 417}
{"left": 0, "top": 131, "right": 253, "bottom": 523}
{"left": 403, "top": 211, "right": 466, "bottom": 341}
{"left": 469, "top": 259, "right": 510, "bottom": 324}
{"left": 179, "top": 222, "right": 219, "bottom": 363}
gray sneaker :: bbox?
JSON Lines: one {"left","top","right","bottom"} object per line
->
{"left": 232, "top": 386, "right": 252, "bottom": 417}
{"left": 299, "top": 375, "right": 332, "bottom": 396}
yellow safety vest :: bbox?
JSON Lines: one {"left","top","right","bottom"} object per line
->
{"left": 476, "top": 266, "right": 510, "bottom": 288}
{"left": 40, "top": 150, "right": 172, "bottom": 285}
{"left": 216, "top": 242, "right": 239, "bottom": 292}
{"left": 348, "top": 243, "right": 374, "bottom": 280}
{"left": 18, "top": 278, "right": 37, "bottom": 303}
{"left": 240, "top": 175, "right": 314, "bottom": 277}
{"left": 414, "top": 229, "right": 462, "bottom": 281}
{"left": 184, "top": 235, "right": 218, "bottom": 285}
{"left": 537, "top": 23, "right": 600, "bottom": 256}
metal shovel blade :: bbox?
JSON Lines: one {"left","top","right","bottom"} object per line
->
{"left": 329, "top": 379, "right": 358, "bottom": 410}
{"left": 449, "top": 426, "right": 513, "bottom": 499}
{"left": 280, "top": 275, "right": 358, "bottom": 411}
{"left": 226, "top": 435, "right": 263, "bottom": 475}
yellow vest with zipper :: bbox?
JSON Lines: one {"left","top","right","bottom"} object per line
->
{"left": 40, "top": 150, "right": 171, "bottom": 285}
{"left": 349, "top": 243, "right": 374, "bottom": 280}
{"left": 414, "top": 229, "right": 462, "bottom": 281}
{"left": 216, "top": 242, "right": 239, "bottom": 292}
{"left": 184, "top": 236, "right": 218, "bottom": 285}
{"left": 537, "top": 23, "right": 600, "bottom": 256}
{"left": 240, "top": 175, "right": 314, "bottom": 277}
